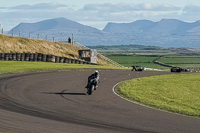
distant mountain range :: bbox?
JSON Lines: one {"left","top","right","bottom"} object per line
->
{"left": 9, "top": 17, "right": 101, "bottom": 34}
{"left": 103, "top": 19, "right": 200, "bottom": 34}
{"left": 8, "top": 17, "right": 200, "bottom": 48}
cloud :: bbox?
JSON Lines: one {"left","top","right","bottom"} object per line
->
{"left": 183, "top": 5, "right": 200, "bottom": 12}
{"left": 78, "top": 3, "right": 182, "bottom": 23}
{"left": 83, "top": 3, "right": 180, "bottom": 12}
{"left": 0, "top": 3, "right": 68, "bottom": 30}
{"left": 177, "top": 5, "right": 200, "bottom": 22}
{"left": 137, "top": 3, "right": 180, "bottom": 11}
{"left": 3, "top": 2, "right": 68, "bottom": 11}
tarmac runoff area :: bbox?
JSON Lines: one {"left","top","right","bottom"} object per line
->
{"left": 0, "top": 70, "right": 200, "bottom": 133}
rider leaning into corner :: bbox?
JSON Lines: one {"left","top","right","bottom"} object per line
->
{"left": 85, "top": 70, "right": 100, "bottom": 90}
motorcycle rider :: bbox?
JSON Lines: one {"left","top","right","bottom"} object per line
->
{"left": 85, "top": 70, "right": 100, "bottom": 90}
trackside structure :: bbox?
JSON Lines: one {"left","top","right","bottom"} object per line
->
{"left": 75, "top": 42, "right": 124, "bottom": 67}
{"left": 78, "top": 49, "right": 97, "bottom": 64}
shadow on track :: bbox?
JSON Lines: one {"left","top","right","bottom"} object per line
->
{"left": 43, "top": 92, "right": 87, "bottom": 95}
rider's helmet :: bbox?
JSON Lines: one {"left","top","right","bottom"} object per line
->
{"left": 94, "top": 70, "right": 99, "bottom": 76}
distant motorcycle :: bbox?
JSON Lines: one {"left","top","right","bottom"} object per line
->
{"left": 171, "top": 67, "right": 188, "bottom": 72}
{"left": 131, "top": 66, "right": 144, "bottom": 71}
{"left": 86, "top": 79, "right": 98, "bottom": 95}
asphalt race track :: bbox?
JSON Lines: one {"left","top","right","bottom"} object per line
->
{"left": 0, "top": 70, "right": 200, "bottom": 133}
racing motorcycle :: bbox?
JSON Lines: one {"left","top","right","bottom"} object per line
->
{"left": 86, "top": 79, "right": 97, "bottom": 95}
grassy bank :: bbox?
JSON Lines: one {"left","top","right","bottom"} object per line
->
{"left": 0, "top": 34, "right": 79, "bottom": 59}
{"left": 0, "top": 34, "right": 113, "bottom": 66}
{"left": 116, "top": 73, "right": 200, "bottom": 117}
{"left": 0, "top": 61, "right": 121, "bottom": 74}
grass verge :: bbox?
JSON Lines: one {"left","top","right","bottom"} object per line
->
{"left": 107, "top": 55, "right": 167, "bottom": 69}
{"left": 0, "top": 61, "right": 123, "bottom": 74}
{"left": 115, "top": 73, "right": 200, "bottom": 117}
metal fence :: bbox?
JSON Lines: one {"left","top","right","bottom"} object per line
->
{"left": 0, "top": 29, "right": 72, "bottom": 43}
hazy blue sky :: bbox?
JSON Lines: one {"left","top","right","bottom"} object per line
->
{"left": 1, "top": 0, "right": 200, "bottom": 30}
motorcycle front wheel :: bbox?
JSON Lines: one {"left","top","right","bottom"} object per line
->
{"left": 87, "top": 85, "right": 94, "bottom": 95}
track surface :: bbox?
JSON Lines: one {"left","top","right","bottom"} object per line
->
{"left": 0, "top": 70, "right": 200, "bottom": 133}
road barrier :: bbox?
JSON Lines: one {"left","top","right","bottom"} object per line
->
{"left": 0, "top": 53, "right": 95, "bottom": 65}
